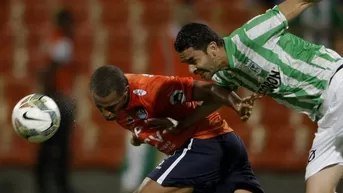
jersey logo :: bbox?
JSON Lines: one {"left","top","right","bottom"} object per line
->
{"left": 257, "top": 70, "right": 281, "bottom": 94}
{"left": 238, "top": 60, "right": 262, "bottom": 76}
{"left": 133, "top": 89, "right": 147, "bottom": 96}
{"left": 136, "top": 108, "right": 148, "bottom": 120}
{"left": 248, "top": 60, "right": 262, "bottom": 75}
{"left": 308, "top": 149, "right": 316, "bottom": 163}
{"left": 170, "top": 90, "right": 186, "bottom": 105}
{"left": 142, "top": 74, "right": 154, "bottom": 77}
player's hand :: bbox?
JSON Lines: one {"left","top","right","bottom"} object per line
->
{"left": 145, "top": 118, "right": 180, "bottom": 134}
{"left": 130, "top": 135, "right": 143, "bottom": 146}
{"left": 238, "top": 93, "right": 262, "bottom": 122}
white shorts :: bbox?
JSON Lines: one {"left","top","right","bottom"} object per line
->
{"left": 305, "top": 68, "right": 343, "bottom": 180}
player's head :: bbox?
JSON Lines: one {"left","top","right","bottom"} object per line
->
{"left": 55, "top": 8, "right": 73, "bottom": 37}
{"left": 90, "top": 65, "right": 129, "bottom": 121}
{"left": 174, "top": 22, "right": 228, "bottom": 80}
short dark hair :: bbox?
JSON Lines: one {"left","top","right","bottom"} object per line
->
{"left": 174, "top": 22, "right": 224, "bottom": 53}
{"left": 55, "top": 8, "right": 73, "bottom": 28}
{"left": 90, "top": 65, "right": 128, "bottom": 97}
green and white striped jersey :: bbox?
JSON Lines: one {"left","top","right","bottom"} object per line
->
{"left": 212, "top": 6, "right": 343, "bottom": 121}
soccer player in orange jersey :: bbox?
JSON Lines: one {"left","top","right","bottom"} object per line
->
{"left": 90, "top": 65, "right": 263, "bottom": 193}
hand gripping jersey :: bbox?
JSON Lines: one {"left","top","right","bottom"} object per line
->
{"left": 116, "top": 74, "right": 233, "bottom": 155}
{"left": 212, "top": 6, "right": 343, "bottom": 121}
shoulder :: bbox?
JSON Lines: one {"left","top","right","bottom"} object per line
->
{"left": 212, "top": 71, "right": 238, "bottom": 88}
{"left": 125, "top": 74, "right": 162, "bottom": 107}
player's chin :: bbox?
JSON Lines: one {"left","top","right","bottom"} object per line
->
{"left": 202, "top": 73, "right": 214, "bottom": 80}
{"left": 198, "top": 72, "right": 213, "bottom": 80}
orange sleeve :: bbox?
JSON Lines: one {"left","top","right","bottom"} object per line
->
{"left": 152, "top": 76, "right": 195, "bottom": 106}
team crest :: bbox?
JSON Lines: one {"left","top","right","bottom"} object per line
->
{"left": 247, "top": 60, "right": 262, "bottom": 75}
{"left": 136, "top": 108, "right": 148, "bottom": 119}
{"left": 142, "top": 74, "right": 154, "bottom": 77}
{"left": 133, "top": 89, "right": 147, "bottom": 96}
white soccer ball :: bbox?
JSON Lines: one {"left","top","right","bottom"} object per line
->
{"left": 11, "top": 93, "right": 61, "bottom": 143}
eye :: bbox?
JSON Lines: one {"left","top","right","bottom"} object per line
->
{"left": 185, "top": 57, "right": 196, "bottom": 64}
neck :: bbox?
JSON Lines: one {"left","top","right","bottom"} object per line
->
{"left": 217, "top": 47, "right": 230, "bottom": 70}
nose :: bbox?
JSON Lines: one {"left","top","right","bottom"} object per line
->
{"left": 102, "top": 110, "right": 113, "bottom": 118}
{"left": 188, "top": 65, "right": 197, "bottom": 73}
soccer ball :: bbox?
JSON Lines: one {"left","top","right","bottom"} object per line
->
{"left": 11, "top": 93, "right": 61, "bottom": 143}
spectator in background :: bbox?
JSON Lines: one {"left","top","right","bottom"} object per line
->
{"left": 35, "top": 8, "right": 76, "bottom": 193}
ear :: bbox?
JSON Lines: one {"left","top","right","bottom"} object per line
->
{"left": 207, "top": 41, "right": 219, "bottom": 56}
{"left": 124, "top": 86, "right": 130, "bottom": 95}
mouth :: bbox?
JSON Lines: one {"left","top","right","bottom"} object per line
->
{"left": 105, "top": 114, "right": 116, "bottom": 121}
{"left": 106, "top": 117, "right": 116, "bottom": 121}
{"left": 196, "top": 70, "right": 212, "bottom": 80}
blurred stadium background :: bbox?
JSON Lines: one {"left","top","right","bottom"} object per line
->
{"left": 1, "top": 0, "right": 343, "bottom": 193}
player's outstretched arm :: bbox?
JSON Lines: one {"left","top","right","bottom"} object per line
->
{"left": 182, "top": 81, "right": 261, "bottom": 127}
{"left": 278, "top": 0, "right": 319, "bottom": 22}
{"left": 146, "top": 80, "right": 260, "bottom": 132}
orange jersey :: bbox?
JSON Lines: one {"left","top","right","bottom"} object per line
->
{"left": 116, "top": 74, "right": 233, "bottom": 155}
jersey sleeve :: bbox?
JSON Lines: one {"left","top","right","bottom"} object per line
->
{"left": 212, "top": 71, "right": 239, "bottom": 91}
{"left": 242, "top": 6, "right": 288, "bottom": 45}
{"left": 153, "top": 76, "right": 194, "bottom": 106}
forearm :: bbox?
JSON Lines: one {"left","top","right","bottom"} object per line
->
{"left": 208, "top": 84, "right": 242, "bottom": 109}
{"left": 192, "top": 81, "right": 243, "bottom": 115}
{"left": 177, "top": 101, "right": 222, "bottom": 130}
{"left": 178, "top": 81, "right": 242, "bottom": 130}
{"left": 278, "top": 0, "right": 318, "bottom": 22}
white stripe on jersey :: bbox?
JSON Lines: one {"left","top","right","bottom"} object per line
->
{"left": 273, "top": 44, "right": 333, "bottom": 82}
{"left": 245, "top": 12, "right": 287, "bottom": 40}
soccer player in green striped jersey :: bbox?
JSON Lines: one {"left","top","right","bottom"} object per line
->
{"left": 173, "top": 0, "right": 343, "bottom": 192}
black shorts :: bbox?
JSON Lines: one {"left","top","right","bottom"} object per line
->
{"left": 148, "top": 132, "right": 264, "bottom": 193}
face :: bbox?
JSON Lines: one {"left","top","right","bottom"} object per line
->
{"left": 92, "top": 88, "right": 129, "bottom": 121}
{"left": 179, "top": 42, "right": 224, "bottom": 80}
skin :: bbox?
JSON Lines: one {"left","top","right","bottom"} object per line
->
{"left": 91, "top": 78, "right": 258, "bottom": 193}
{"left": 179, "top": 0, "right": 319, "bottom": 81}
{"left": 92, "top": 80, "right": 250, "bottom": 123}
{"left": 178, "top": 1, "right": 341, "bottom": 193}
{"left": 92, "top": 87, "right": 129, "bottom": 121}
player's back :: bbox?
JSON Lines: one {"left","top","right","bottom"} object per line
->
{"left": 214, "top": 6, "right": 343, "bottom": 121}
{"left": 116, "top": 74, "right": 233, "bottom": 154}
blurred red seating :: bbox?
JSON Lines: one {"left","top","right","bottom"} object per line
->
{"left": 24, "top": 1, "right": 50, "bottom": 33}
{"left": 71, "top": 107, "right": 125, "bottom": 169}
{"left": 73, "top": 24, "right": 93, "bottom": 74}
{"left": 142, "top": 1, "right": 170, "bottom": 29}
{"left": 0, "top": 0, "right": 10, "bottom": 31}
{"left": 100, "top": 0, "right": 128, "bottom": 26}
{"left": 250, "top": 124, "right": 308, "bottom": 171}
{"left": 260, "top": 97, "right": 291, "bottom": 126}
{"left": 106, "top": 26, "right": 132, "bottom": 72}
{"left": 0, "top": 30, "right": 13, "bottom": 75}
